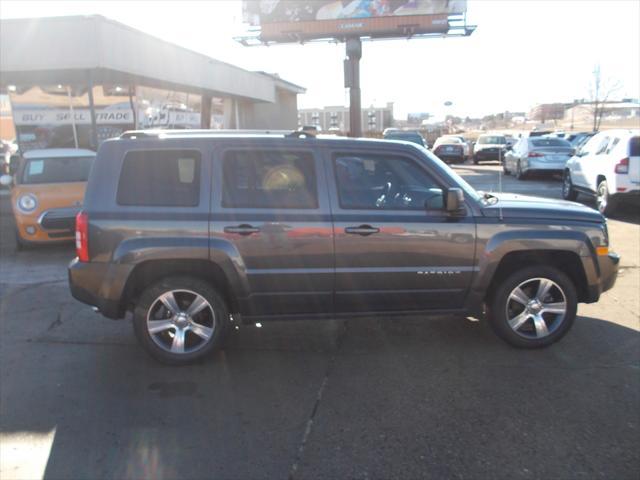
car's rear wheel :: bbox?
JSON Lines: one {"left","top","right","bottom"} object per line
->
{"left": 596, "top": 179, "right": 616, "bottom": 216}
{"left": 562, "top": 171, "right": 578, "bottom": 200}
{"left": 487, "top": 266, "right": 577, "bottom": 348}
{"left": 516, "top": 160, "right": 527, "bottom": 180}
{"left": 502, "top": 159, "right": 510, "bottom": 175}
{"left": 473, "top": 155, "right": 479, "bottom": 165}
{"left": 133, "top": 276, "right": 229, "bottom": 365}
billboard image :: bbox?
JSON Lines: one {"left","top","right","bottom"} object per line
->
{"left": 243, "top": 0, "right": 466, "bottom": 41}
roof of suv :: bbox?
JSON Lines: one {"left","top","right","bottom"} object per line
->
{"left": 112, "top": 129, "right": 425, "bottom": 150}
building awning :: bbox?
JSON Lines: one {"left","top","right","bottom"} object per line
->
{"left": 0, "top": 15, "right": 298, "bottom": 103}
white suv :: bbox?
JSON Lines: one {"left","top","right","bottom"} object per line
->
{"left": 563, "top": 129, "right": 639, "bottom": 215}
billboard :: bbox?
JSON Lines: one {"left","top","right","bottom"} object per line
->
{"left": 243, "top": 0, "right": 466, "bottom": 41}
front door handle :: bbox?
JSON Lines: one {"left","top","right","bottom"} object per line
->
{"left": 345, "top": 225, "right": 380, "bottom": 236}
{"left": 224, "top": 224, "right": 261, "bottom": 235}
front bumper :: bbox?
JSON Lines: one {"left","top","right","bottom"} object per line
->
{"left": 474, "top": 148, "right": 504, "bottom": 161}
{"left": 585, "top": 252, "right": 620, "bottom": 302}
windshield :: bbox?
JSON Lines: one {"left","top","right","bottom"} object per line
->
{"left": 415, "top": 145, "right": 481, "bottom": 202}
{"left": 21, "top": 156, "right": 94, "bottom": 184}
{"left": 478, "top": 136, "right": 506, "bottom": 145}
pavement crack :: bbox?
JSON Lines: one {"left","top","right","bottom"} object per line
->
{"left": 46, "top": 312, "right": 63, "bottom": 331}
{"left": 288, "top": 320, "right": 348, "bottom": 480}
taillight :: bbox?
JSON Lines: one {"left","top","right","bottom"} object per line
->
{"left": 75, "top": 211, "right": 89, "bottom": 262}
{"left": 615, "top": 157, "right": 629, "bottom": 174}
{"left": 528, "top": 152, "right": 544, "bottom": 158}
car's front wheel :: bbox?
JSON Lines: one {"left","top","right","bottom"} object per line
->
{"left": 515, "top": 160, "right": 527, "bottom": 180}
{"left": 133, "top": 276, "right": 229, "bottom": 365}
{"left": 487, "top": 266, "right": 577, "bottom": 348}
{"left": 562, "top": 170, "right": 578, "bottom": 200}
{"left": 502, "top": 159, "right": 510, "bottom": 175}
{"left": 596, "top": 179, "right": 616, "bottom": 216}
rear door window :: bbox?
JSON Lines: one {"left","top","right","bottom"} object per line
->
{"left": 117, "top": 150, "right": 201, "bottom": 206}
{"left": 629, "top": 137, "right": 640, "bottom": 156}
{"left": 222, "top": 150, "right": 318, "bottom": 209}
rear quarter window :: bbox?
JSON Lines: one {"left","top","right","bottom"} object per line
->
{"left": 117, "top": 150, "right": 201, "bottom": 206}
{"left": 629, "top": 136, "right": 640, "bottom": 156}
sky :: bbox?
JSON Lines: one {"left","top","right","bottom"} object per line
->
{"left": 1, "top": 0, "right": 639, "bottom": 119}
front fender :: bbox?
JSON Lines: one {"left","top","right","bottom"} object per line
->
{"left": 467, "top": 227, "right": 598, "bottom": 312}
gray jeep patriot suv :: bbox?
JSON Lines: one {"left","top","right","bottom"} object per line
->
{"left": 68, "top": 130, "right": 619, "bottom": 364}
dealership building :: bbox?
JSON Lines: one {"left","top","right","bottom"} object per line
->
{"left": 0, "top": 15, "right": 305, "bottom": 150}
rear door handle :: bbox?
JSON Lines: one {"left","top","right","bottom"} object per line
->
{"left": 345, "top": 225, "right": 380, "bottom": 236}
{"left": 224, "top": 224, "right": 260, "bottom": 235}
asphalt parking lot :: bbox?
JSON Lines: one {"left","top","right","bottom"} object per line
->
{"left": 1, "top": 163, "right": 638, "bottom": 480}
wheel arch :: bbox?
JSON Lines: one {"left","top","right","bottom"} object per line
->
{"left": 121, "top": 259, "right": 240, "bottom": 315}
{"left": 484, "top": 250, "right": 589, "bottom": 304}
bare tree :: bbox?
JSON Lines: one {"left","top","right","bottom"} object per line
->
{"left": 589, "top": 65, "right": 622, "bottom": 132}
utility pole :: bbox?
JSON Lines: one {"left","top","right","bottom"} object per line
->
{"left": 344, "top": 37, "right": 362, "bottom": 137}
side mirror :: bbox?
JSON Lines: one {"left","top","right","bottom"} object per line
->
{"left": 0, "top": 174, "right": 13, "bottom": 187}
{"left": 505, "top": 145, "right": 513, "bottom": 151}
{"left": 424, "top": 188, "right": 444, "bottom": 210}
{"left": 577, "top": 150, "right": 587, "bottom": 157}
{"left": 445, "top": 187, "right": 465, "bottom": 214}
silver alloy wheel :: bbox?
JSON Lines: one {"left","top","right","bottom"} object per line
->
{"left": 505, "top": 277, "right": 567, "bottom": 339}
{"left": 563, "top": 174, "right": 572, "bottom": 197}
{"left": 597, "top": 182, "right": 608, "bottom": 213}
{"left": 146, "top": 289, "right": 216, "bottom": 355}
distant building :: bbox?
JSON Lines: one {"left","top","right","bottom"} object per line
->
{"left": 528, "top": 103, "right": 568, "bottom": 122}
{"left": 298, "top": 103, "right": 393, "bottom": 133}
{"left": 564, "top": 101, "right": 640, "bottom": 123}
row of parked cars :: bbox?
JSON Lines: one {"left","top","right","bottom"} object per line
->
{"left": 383, "top": 128, "right": 639, "bottom": 216}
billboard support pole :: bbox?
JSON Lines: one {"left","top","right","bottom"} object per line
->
{"left": 345, "top": 37, "right": 362, "bottom": 137}
{"left": 86, "top": 70, "right": 99, "bottom": 150}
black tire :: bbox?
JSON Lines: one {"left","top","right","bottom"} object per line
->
{"left": 596, "top": 179, "right": 616, "bottom": 216}
{"left": 133, "top": 276, "right": 230, "bottom": 365}
{"left": 515, "top": 160, "right": 527, "bottom": 180}
{"left": 14, "top": 229, "right": 30, "bottom": 251}
{"left": 487, "top": 266, "right": 577, "bottom": 348}
{"left": 502, "top": 159, "right": 510, "bottom": 175}
{"left": 562, "top": 170, "right": 578, "bottom": 201}
{"left": 473, "top": 155, "right": 479, "bottom": 165}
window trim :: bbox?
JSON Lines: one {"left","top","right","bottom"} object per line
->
{"left": 331, "top": 151, "right": 447, "bottom": 212}
{"left": 220, "top": 148, "right": 320, "bottom": 210}
{"left": 116, "top": 148, "right": 202, "bottom": 207}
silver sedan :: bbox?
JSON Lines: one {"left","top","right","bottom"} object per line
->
{"left": 504, "top": 137, "right": 574, "bottom": 180}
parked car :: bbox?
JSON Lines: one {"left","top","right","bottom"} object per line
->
{"left": 563, "top": 129, "right": 639, "bottom": 215}
{"left": 383, "top": 129, "right": 426, "bottom": 147}
{"left": 67, "top": 129, "right": 619, "bottom": 364}
{"left": 564, "top": 132, "right": 593, "bottom": 146}
{"left": 473, "top": 134, "right": 507, "bottom": 164}
{"left": 432, "top": 136, "right": 466, "bottom": 163}
{"left": 0, "top": 148, "right": 96, "bottom": 249}
{"left": 503, "top": 137, "right": 573, "bottom": 179}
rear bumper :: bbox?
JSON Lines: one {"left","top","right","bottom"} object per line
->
{"left": 68, "top": 258, "right": 132, "bottom": 319}
{"left": 526, "top": 159, "right": 567, "bottom": 172}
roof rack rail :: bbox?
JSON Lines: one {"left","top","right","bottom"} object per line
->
{"left": 286, "top": 126, "right": 318, "bottom": 138}
{"left": 119, "top": 128, "right": 294, "bottom": 139}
